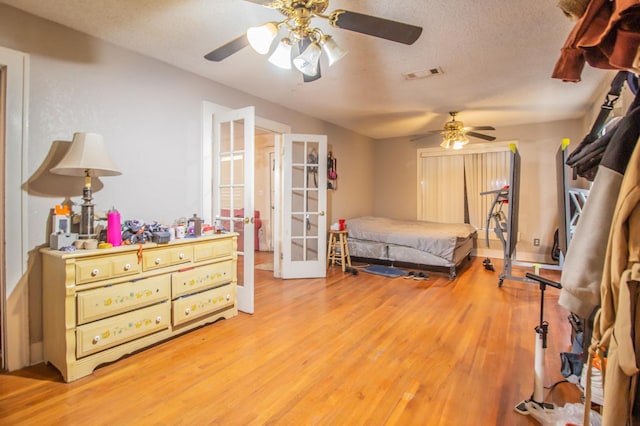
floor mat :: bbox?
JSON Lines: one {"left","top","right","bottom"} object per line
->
{"left": 255, "top": 261, "right": 274, "bottom": 271}
{"left": 361, "top": 265, "right": 406, "bottom": 278}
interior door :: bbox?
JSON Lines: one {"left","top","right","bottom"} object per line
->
{"left": 281, "top": 134, "right": 327, "bottom": 278}
{"left": 214, "top": 107, "right": 255, "bottom": 314}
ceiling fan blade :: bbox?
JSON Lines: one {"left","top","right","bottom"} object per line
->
{"left": 465, "top": 126, "right": 496, "bottom": 131}
{"left": 332, "top": 10, "right": 422, "bottom": 45}
{"left": 466, "top": 131, "right": 496, "bottom": 142}
{"left": 204, "top": 34, "right": 249, "bottom": 62}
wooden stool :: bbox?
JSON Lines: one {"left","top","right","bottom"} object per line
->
{"left": 327, "top": 230, "right": 351, "bottom": 272}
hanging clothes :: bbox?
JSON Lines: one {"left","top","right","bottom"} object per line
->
{"left": 560, "top": 101, "right": 640, "bottom": 318}
{"left": 552, "top": 0, "right": 640, "bottom": 82}
{"left": 585, "top": 132, "right": 640, "bottom": 425}
{"left": 566, "top": 71, "right": 631, "bottom": 180}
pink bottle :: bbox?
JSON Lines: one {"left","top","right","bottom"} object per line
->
{"left": 107, "top": 207, "right": 122, "bottom": 246}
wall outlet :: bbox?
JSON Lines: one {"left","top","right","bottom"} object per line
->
{"left": 533, "top": 238, "right": 541, "bottom": 247}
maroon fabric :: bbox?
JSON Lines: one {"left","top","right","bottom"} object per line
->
{"left": 552, "top": 0, "right": 640, "bottom": 82}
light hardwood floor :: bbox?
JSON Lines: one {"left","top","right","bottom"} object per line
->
{"left": 0, "top": 255, "right": 582, "bottom": 425}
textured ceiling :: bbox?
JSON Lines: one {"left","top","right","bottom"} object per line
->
{"left": 0, "top": 0, "right": 610, "bottom": 139}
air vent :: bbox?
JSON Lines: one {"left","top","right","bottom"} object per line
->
{"left": 402, "top": 67, "right": 444, "bottom": 80}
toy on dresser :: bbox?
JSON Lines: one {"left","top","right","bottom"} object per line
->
{"left": 49, "top": 204, "right": 78, "bottom": 250}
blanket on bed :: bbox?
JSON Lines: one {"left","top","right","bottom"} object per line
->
{"left": 346, "top": 216, "right": 477, "bottom": 260}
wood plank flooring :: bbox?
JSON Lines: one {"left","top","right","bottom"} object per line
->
{"left": 0, "top": 255, "right": 582, "bottom": 425}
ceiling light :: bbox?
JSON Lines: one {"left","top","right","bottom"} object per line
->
{"left": 244, "top": 7, "right": 348, "bottom": 79}
{"left": 247, "top": 22, "right": 278, "bottom": 55}
{"left": 205, "top": 2, "right": 423, "bottom": 83}
{"left": 293, "top": 42, "right": 322, "bottom": 76}
{"left": 268, "top": 37, "right": 293, "bottom": 69}
{"left": 452, "top": 140, "right": 465, "bottom": 150}
{"left": 441, "top": 130, "right": 469, "bottom": 150}
{"left": 320, "top": 35, "right": 347, "bottom": 66}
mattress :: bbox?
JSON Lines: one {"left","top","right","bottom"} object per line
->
{"left": 346, "top": 216, "right": 477, "bottom": 263}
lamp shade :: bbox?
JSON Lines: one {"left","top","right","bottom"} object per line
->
{"left": 247, "top": 22, "right": 278, "bottom": 55}
{"left": 293, "top": 42, "right": 322, "bottom": 76}
{"left": 320, "top": 35, "right": 347, "bottom": 66}
{"left": 268, "top": 38, "right": 293, "bottom": 69}
{"left": 50, "top": 132, "right": 121, "bottom": 177}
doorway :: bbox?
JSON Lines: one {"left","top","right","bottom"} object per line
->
{"left": 253, "top": 128, "right": 277, "bottom": 270}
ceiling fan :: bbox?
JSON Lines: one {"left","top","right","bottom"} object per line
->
{"left": 411, "top": 112, "right": 496, "bottom": 149}
{"left": 204, "top": 0, "right": 422, "bottom": 82}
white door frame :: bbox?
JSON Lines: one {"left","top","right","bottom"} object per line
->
{"left": 1, "top": 46, "right": 29, "bottom": 371}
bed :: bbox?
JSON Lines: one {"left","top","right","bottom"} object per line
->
{"left": 346, "top": 216, "right": 477, "bottom": 279}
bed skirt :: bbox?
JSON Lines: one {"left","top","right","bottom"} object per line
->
{"left": 348, "top": 237, "right": 474, "bottom": 280}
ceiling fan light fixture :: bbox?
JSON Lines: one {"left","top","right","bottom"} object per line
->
{"left": 247, "top": 22, "right": 278, "bottom": 55}
{"left": 320, "top": 35, "right": 347, "bottom": 66}
{"left": 293, "top": 42, "right": 322, "bottom": 76}
{"left": 442, "top": 129, "right": 469, "bottom": 150}
{"left": 268, "top": 37, "right": 293, "bottom": 69}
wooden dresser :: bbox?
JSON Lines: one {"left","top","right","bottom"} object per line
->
{"left": 41, "top": 234, "right": 238, "bottom": 382}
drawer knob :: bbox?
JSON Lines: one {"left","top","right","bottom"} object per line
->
{"left": 91, "top": 268, "right": 100, "bottom": 277}
{"left": 93, "top": 335, "right": 101, "bottom": 344}
{"left": 124, "top": 263, "right": 131, "bottom": 271}
{"left": 226, "top": 294, "right": 231, "bottom": 301}
{"left": 156, "top": 316, "right": 162, "bottom": 324}
{"left": 185, "top": 307, "right": 191, "bottom": 315}
{"left": 179, "top": 252, "right": 185, "bottom": 259}
{"left": 155, "top": 257, "right": 161, "bottom": 265}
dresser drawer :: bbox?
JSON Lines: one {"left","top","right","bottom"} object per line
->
{"left": 172, "top": 284, "right": 235, "bottom": 326}
{"left": 75, "top": 253, "right": 141, "bottom": 285}
{"left": 142, "top": 246, "right": 193, "bottom": 271}
{"left": 193, "top": 238, "right": 234, "bottom": 261}
{"left": 76, "top": 275, "right": 171, "bottom": 325}
{"left": 76, "top": 302, "right": 170, "bottom": 358}
{"left": 171, "top": 260, "right": 233, "bottom": 298}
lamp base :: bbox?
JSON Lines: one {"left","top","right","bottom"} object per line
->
{"left": 79, "top": 185, "right": 95, "bottom": 238}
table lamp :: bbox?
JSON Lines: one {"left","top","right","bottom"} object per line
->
{"left": 50, "top": 132, "right": 121, "bottom": 239}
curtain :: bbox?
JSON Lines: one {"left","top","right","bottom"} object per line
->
{"left": 465, "top": 151, "right": 510, "bottom": 230}
{"left": 418, "top": 146, "right": 511, "bottom": 228}
{"left": 419, "top": 154, "right": 465, "bottom": 223}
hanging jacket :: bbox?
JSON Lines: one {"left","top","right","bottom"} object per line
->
{"left": 560, "top": 105, "right": 640, "bottom": 317}
{"left": 552, "top": 0, "right": 640, "bottom": 82}
{"left": 587, "top": 132, "right": 640, "bottom": 425}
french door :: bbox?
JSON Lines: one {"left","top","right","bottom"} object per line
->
{"left": 281, "top": 134, "right": 328, "bottom": 278}
{"left": 213, "top": 107, "right": 255, "bottom": 314}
